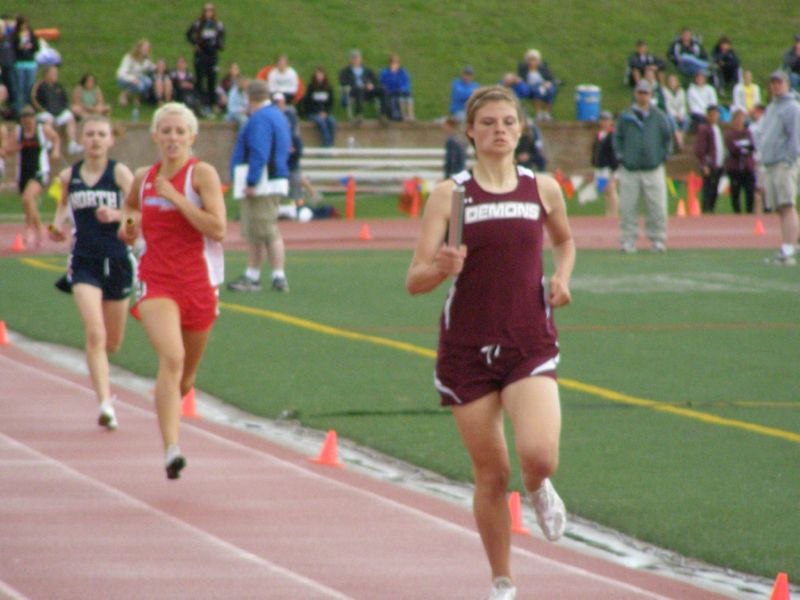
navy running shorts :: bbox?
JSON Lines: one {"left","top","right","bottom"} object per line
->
{"left": 65, "top": 254, "right": 135, "bottom": 301}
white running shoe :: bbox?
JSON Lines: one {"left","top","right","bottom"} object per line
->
{"left": 487, "top": 577, "right": 516, "bottom": 600}
{"left": 764, "top": 251, "right": 796, "bottom": 266}
{"left": 97, "top": 399, "right": 118, "bottom": 430}
{"left": 528, "top": 479, "right": 566, "bottom": 541}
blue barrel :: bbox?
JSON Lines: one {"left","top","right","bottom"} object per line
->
{"left": 575, "top": 85, "right": 601, "bottom": 121}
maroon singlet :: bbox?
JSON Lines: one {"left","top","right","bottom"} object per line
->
{"left": 439, "top": 166, "right": 558, "bottom": 355}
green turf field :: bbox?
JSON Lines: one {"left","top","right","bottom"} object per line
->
{"left": 1, "top": 247, "right": 797, "bottom": 581}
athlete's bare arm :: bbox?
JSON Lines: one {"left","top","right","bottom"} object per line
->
{"left": 118, "top": 167, "right": 147, "bottom": 244}
{"left": 42, "top": 123, "right": 61, "bottom": 163}
{"left": 152, "top": 161, "right": 226, "bottom": 242}
{"left": 49, "top": 167, "right": 73, "bottom": 242}
{"left": 406, "top": 178, "right": 467, "bottom": 295}
{"left": 538, "top": 174, "right": 575, "bottom": 308}
{"left": 97, "top": 162, "right": 135, "bottom": 224}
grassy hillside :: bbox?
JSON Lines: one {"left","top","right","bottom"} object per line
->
{"left": 19, "top": 0, "right": 800, "bottom": 121}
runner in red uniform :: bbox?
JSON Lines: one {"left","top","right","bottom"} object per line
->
{"left": 406, "top": 86, "right": 575, "bottom": 600}
{"left": 119, "top": 102, "right": 226, "bottom": 480}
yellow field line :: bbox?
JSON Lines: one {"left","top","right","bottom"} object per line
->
{"left": 219, "top": 302, "right": 436, "bottom": 359}
{"left": 559, "top": 379, "right": 800, "bottom": 444}
{"left": 16, "top": 256, "right": 799, "bottom": 444}
{"left": 220, "top": 301, "right": 800, "bottom": 445}
{"left": 19, "top": 257, "right": 64, "bottom": 272}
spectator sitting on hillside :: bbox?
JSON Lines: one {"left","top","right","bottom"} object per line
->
{"left": 442, "top": 116, "right": 467, "bottom": 179}
{"left": 70, "top": 73, "right": 111, "bottom": 120}
{"left": 170, "top": 55, "right": 203, "bottom": 114}
{"left": 732, "top": 70, "right": 761, "bottom": 118}
{"left": 687, "top": 70, "right": 717, "bottom": 131}
{"left": 782, "top": 35, "right": 800, "bottom": 90}
{"left": 0, "top": 81, "right": 8, "bottom": 119}
{"left": 301, "top": 66, "right": 336, "bottom": 147}
{"left": 31, "top": 65, "right": 82, "bottom": 154}
{"left": 449, "top": 65, "right": 479, "bottom": 121}
{"left": 711, "top": 35, "right": 740, "bottom": 94}
{"left": 266, "top": 54, "right": 300, "bottom": 104}
{"left": 338, "top": 49, "right": 387, "bottom": 122}
{"left": 661, "top": 73, "right": 688, "bottom": 148}
{"left": 641, "top": 65, "right": 665, "bottom": 109}
{"left": 626, "top": 40, "right": 666, "bottom": 86}
{"left": 11, "top": 16, "right": 39, "bottom": 115}
{"left": 152, "top": 58, "right": 174, "bottom": 105}
{"left": 379, "top": 53, "right": 414, "bottom": 121}
{"left": 667, "top": 28, "right": 709, "bottom": 78}
{"left": 116, "top": 39, "right": 155, "bottom": 109}
{"left": 216, "top": 62, "right": 241, "bottom": 111}
{"left": 0, "top": 16, "right": 17, "bottom": 117}
{"left": 515, "top": 119, "right": 546, "bottom": 172}
{"left": 499, "top": 72, "right": 531, "bottom": 101}
{"left": 225, "top": 75, "right": 249, "bottom": 129}
{"left": 516, "top": 48, "right": 558, "bottom": 121}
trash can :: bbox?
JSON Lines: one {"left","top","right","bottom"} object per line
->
{"left": 575, "top": 85, "right": 601, "bottom": 121}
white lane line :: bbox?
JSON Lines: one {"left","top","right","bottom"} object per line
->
{"left": 0, "top": 353, "right": 672, "bottom": 600}
{"left": 0, "top": 432, "right": 351, "bottom": 600}
{"left": 0, "top": 580, "right": 31, "bottom": 600}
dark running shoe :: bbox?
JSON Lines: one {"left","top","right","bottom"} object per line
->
{"left": 54, "top": 273, "right": 73, "bottom": 294}
{"left": 271, "top": 275, "right": 289, "bottom": 292}
{"left": 166, "top": 455, "right": 186, "bottom": 480}
{"left": 227, "top": 275, "right": 262, "bottom": 292}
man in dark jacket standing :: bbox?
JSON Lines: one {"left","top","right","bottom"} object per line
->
{"left": 613, "top": 79, "right": 673, "bottom": 253}
{"left": 186, "top": 3, "right": 225, "bottom": 113}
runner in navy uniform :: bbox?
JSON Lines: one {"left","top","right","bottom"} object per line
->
{"left": 406, "top": 86, "right": 575, "bottom": 600}
{"left": 5, "top": 105, "right": 60, "bottom": 248}
{"left": 49, "top": 116, "right": 135, "bottom": 430}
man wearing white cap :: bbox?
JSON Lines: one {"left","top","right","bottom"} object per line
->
{"left": 758, "top": 70, "right": 800, "bottom": 265}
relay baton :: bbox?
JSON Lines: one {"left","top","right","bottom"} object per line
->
{"left": 448, "top": 185, "right": 465, "bottom": 247}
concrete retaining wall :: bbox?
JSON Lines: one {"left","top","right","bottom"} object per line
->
{"left": 3, "top": 119, "right": 696, "bottom": 187}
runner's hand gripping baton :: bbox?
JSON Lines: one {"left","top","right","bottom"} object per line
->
{"left": 449, "top": 185, "right": 465, "bottom": 247}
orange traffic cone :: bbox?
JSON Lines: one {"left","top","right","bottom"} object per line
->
{"left": 181, "top": 387, "right": 201, "bottom": 419}
{"left": 688, "top": 196, "right": 701, "bottom": 217}
{"left": 310, "top": 429, "right": 344, "bottom": 467}
{"left": 769, "top": 572, "right": 789, "bottom": 600}
{"left": 358, "top": 223, "right": 373, "bottom": 241}
{"left": 676, "top": 199, "right": 687, "bottom": 218}
{"left": 754, "top": 219, "right": 765, "bottom": 236}
{"left": 0, "top": 321, "right": 9, "bottom": 345}
{"left": 509, "top": 491, "right": 530, "bottom": 535}
{"left": 10, "top": 233, "right": 24, "bottom": 252}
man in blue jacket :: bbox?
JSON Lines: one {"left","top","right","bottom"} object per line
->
{"left": 449, "top": 66, "right": 479, "bottom": 121}
{"left": 227, "top": 80, "right": 292, "bottom": 292}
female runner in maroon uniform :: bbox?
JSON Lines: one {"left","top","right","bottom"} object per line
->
{"left": 119, "top": 102, "right": 226, "bottom": 480}
{"left": 406, "top": 86, "right": 575, "bottom": 600}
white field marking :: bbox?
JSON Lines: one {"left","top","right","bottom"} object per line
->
{"left": 571, "top": 272, "right": 800, "bottom": 294}
{"left": 0, "top": 354, "right": 673, "bottom": 600}
{"left": 0, "top": 580, "right": 30, "bottom": 600}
